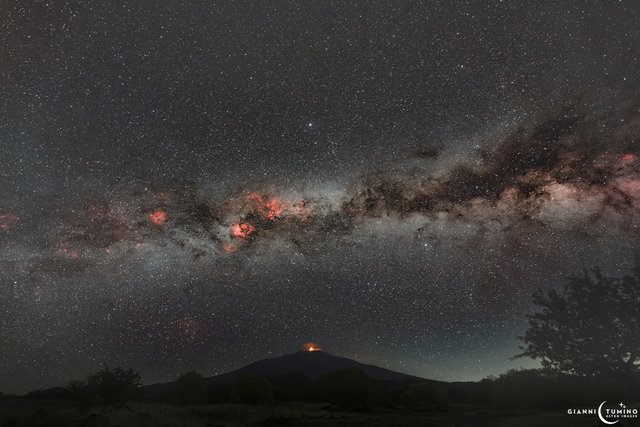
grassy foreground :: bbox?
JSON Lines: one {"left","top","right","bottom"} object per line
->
{"left": 0, "top": 399, "right": 611, "bottom": 427}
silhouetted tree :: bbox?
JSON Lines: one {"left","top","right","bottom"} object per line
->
{"left": 228, "top": 375, "right": 274, "bottom": 405}
{"left": 517, "top": 264, "right": 640, "bottom": 377}
{"left": 69, "top": 364, "right": 141, "bottom": 409}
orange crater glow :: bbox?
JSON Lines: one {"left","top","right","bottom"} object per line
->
{"left": 302, "top": 342, "right": 324, "bottom": 352}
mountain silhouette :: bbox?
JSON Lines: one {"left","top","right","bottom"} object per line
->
{"left": 145, "top": 350, "right": 438, "bottom": 393}
{"left": 209, "top": 350, "right": 430, "bottom": 384}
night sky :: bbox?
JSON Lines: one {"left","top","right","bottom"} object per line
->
{"left": 1, "top": 1, "right": 640, "bottom": 394}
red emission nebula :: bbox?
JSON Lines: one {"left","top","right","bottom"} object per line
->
{"left": 230, "top": 222, "right": 255, "bottom": 239}
{"left": 246, "top": 192, "right": 286, "bottom": 220}
{"left": 149, "top": 209, "right": 168, "bottom": 225}
{"left": 228, "top": 192, "right": 295, "bottom": 242}
{"left": 0, "top": 212, "right": 18, "bottom": 233}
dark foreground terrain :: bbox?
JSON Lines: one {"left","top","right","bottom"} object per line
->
{"left": 3, "top": 353, "right": 638, "bottom": 427}
{"left": 0, "top": 399, "right": 621, "bottom": 427}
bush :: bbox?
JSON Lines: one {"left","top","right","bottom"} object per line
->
{"left": 167, "top": 371, "right": 207, "bottom": 405}
{"left": 68, "top": 364, "right": 141, "bottom": 409}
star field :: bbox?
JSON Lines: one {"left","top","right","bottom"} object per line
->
{"left": 1, "top": 1, "right": 640, "bottom": 393}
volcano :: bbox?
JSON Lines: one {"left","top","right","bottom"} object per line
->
{"left": 207, "top": 350, "right": 430, "bottom": 384}
{"left": 145, "top": 350, "right": 438, "bottom": 394}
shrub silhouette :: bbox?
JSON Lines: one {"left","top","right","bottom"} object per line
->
{"left": 228, "top": 375, "right": 275, "bottom": 405}
{"left": 517, "top": 264, "right": 640, "bottom": 377}
{"left": 446, "top": 381, "right": 492, "bottom": 406}
{"left": 68, "top": 364, "right": 141, "bottom": 409}
{"left": 167, "top": 371, "right": 207, "bottom": 405}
